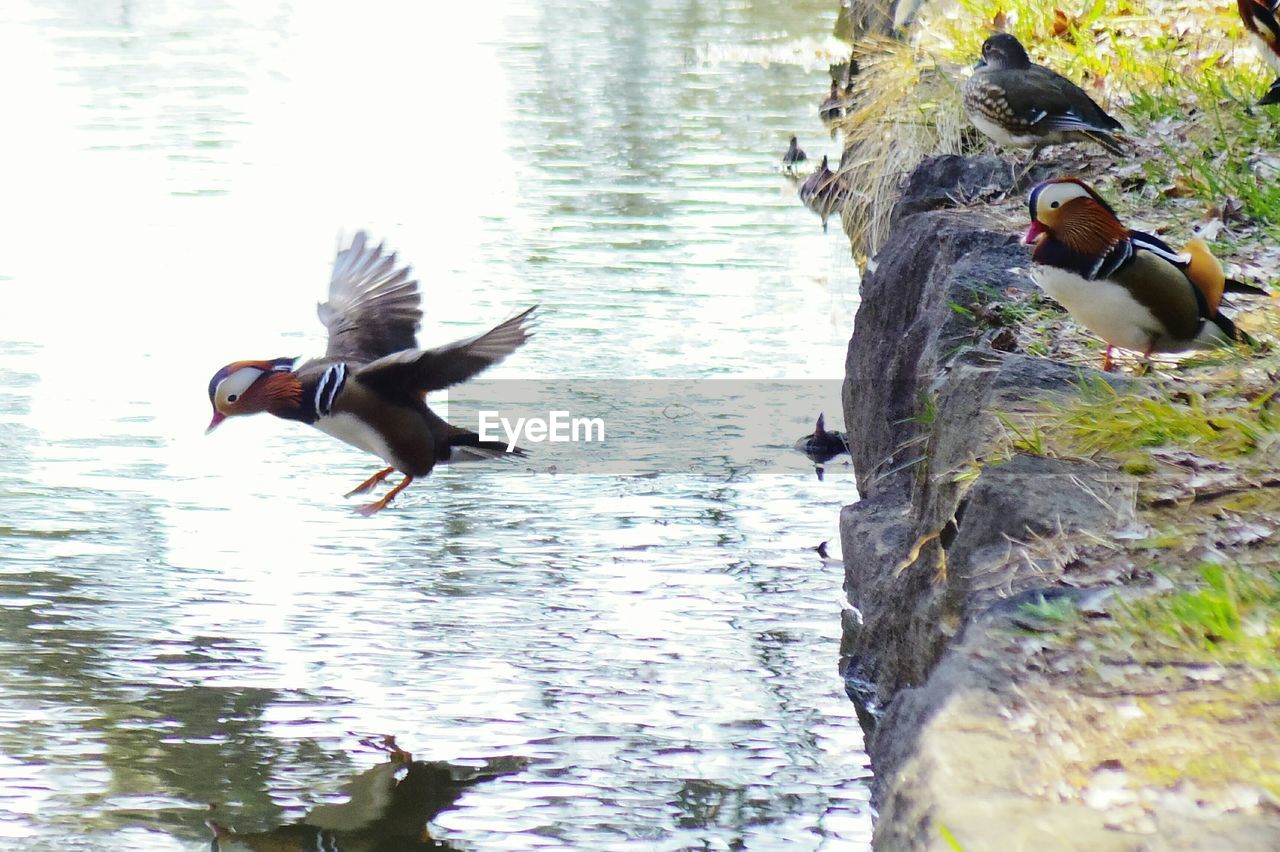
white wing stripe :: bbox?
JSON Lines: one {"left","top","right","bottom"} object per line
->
{"left": 314, "top": 364, "right": 347, "bottom": 418}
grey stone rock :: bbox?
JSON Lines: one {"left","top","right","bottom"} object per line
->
{"left": 834, "top": 156, "right": 1280, "bottom": 851}
{"left": 891, "top": 154, "right": 1059, "bottom": 225}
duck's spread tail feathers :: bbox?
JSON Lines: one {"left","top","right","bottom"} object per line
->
{"left": 1208, "top": 312, "right": 1254, "bottom": 347}
{"left": 446, "top": 429, "right": 528, "bottom": 461}
{"left": 1225, "top": 277, "right": 1271, "bottom": 297}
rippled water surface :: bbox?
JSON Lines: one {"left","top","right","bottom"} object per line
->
{"left": 0, "top": 0, "right": 869, "bottom": 848}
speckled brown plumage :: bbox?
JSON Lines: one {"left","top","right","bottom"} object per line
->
{"left": 963, "top": 33, "right": 1125, "bottom": 155}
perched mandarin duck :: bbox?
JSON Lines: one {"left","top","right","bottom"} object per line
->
{"left": 964, "top": 33, "right": 1126, "bottom": 157}
{"left": 819, "top": 79, "right": 844, "bottom": 122}
{"left": 207, "top": 232, "right": 536, "bottom": 514}
{"left": 782, "top": 135, "right": 808, "bottom": 171}
{"left": 1239, "top": 0, "right": 1280, "bottom": 104}
{"left": 1025, "top": 178, "right": 1252, "bottom": 371}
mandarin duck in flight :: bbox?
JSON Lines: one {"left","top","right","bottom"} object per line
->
{"left": 1239, "top": 0, "right": 1280, "bottom": 104}
{"left": 206, "top": 232, "right": 536, "bottom": 514}
{"left": 964, "top": 33, "right": 1126, "bottom": 158}
{"left": 1024, "top": 178, "right": 1255, "bottom": 371}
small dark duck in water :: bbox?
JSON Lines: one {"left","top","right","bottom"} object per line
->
{"left": 782, "top": 136, "right": 808, "bottom": 172}
{"left": 794, "top": 412, "right": 849, "bottom": 464}
{"left": 818, "top": 79, "right": 844, "bottom": 123}
{"left": 797, "top": 156, "right": 851, "bottom": 232}
{"left": 815, "top": 540, "right": 841, "bottom": 565}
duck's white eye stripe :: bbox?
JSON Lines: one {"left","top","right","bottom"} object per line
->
{"left": 218, "top": 368, "right": 264, "bottom": 404}
{"left": 315, "top": 364, "right": 347, "bottom": 418}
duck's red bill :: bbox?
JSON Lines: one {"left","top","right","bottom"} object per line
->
{"left": 1024, "top": 221, "right": 1047, "bottom": 245}
{"left": 206, "top": 412, "right": 226, "bottom": 434}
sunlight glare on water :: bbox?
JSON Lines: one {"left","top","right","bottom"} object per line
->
{"left": 0, "top": 0, "right": 870, "bottom": 848}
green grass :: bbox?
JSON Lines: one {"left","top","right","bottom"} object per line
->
{"left": 1132, "top": 73, "right": 1280, "bottom": 232}
{"left": 1018, "top": 594, "right": 1080, "bottom": 623}
{"left": 838, "top": 0, "right": 1280, "bottom": 252}
{"left": 994, "top": 410, "right": 1049, "bottom": 455}
{"left": 916, "top": 388, "right": 940, "bottom": 427}
{"left": 939, "top": 823, "right": 966, "bottom": 851}
{"left": 1119, "top": 563, "right": 1280, "bottom": 663}
{"left": 1033, "top": 376, "right": 1280, "bottom": 461}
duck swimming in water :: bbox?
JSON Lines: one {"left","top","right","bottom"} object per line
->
{"left": 782, "top": 136, "right": 808, "bottom": 172}
{"left": 794, "top": 412, "right": 849, "bottom": 464}
{"left": 819, "top": 80, "right": 844, "bottom": 123}
{"left": 797, "top": 156, "right": 851, "bottom": 232}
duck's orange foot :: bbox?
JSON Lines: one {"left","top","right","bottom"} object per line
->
{"left": 354, "top": 474, "right": 414, "bottom": 516}
{"left": 1101, "top": 345, "right": 1115, "bottom": 372}
{"left": 344, "top": 466, "right": 394, "bottom": 498}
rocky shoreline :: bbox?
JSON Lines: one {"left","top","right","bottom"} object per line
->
{"left": 838, "top": 157, "right": 1280, "bottom": 850}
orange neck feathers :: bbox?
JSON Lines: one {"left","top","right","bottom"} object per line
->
{"left": 1052, "top": 197, "right": 1129, "bottom": 257}
{"left": 233, "top": 371, "right": 303, "bottom": 416}
{"left": 260, "top": 372, "right": 304, "bottom": 410}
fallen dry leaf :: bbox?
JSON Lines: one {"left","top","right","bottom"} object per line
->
{"left": 1160, "top": 175, "right": 1197, "bottom": 199}
{"left": 1051, "top": 8, "right": 1072, "bottom": 39}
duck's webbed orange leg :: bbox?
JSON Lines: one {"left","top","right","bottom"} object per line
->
{"left": 1101, "top": 345, "right": 1115, "bottom": 372}
{"left": 356, "top": 475, "right": 414, "bottom": 516}
{"left": 344, "top": 466, "right": 395, "bottom": 498}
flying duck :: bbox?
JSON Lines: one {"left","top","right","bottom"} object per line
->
{"left": 206, "top": 232, "right": 536, "bottom": 514}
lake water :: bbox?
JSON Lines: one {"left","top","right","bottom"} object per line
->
{"left": 0, "top": 0, "right": 869, "bottom": 848}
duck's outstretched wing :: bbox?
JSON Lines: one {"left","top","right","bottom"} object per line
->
{"left": 355, "top": 306, "right": 537, "bottom": 397}
{"left": 318, "top": 232, "right": 423, "bottom": 363}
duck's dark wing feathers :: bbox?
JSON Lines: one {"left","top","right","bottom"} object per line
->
{"left": 356, "top": 306, "right": 537, "bottom": 398}
{"left": 995, "top": 66, "right": 1124, "bottom": 133}
{"left": 319, "top": 231, "right": 423, "bottom": 363}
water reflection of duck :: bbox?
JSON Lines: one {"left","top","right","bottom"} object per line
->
{"left": 794, "top": 413, "right": 849, "bottom": 464}
{"left": 208, "top": 737, "right": 527, "bottom": 851}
